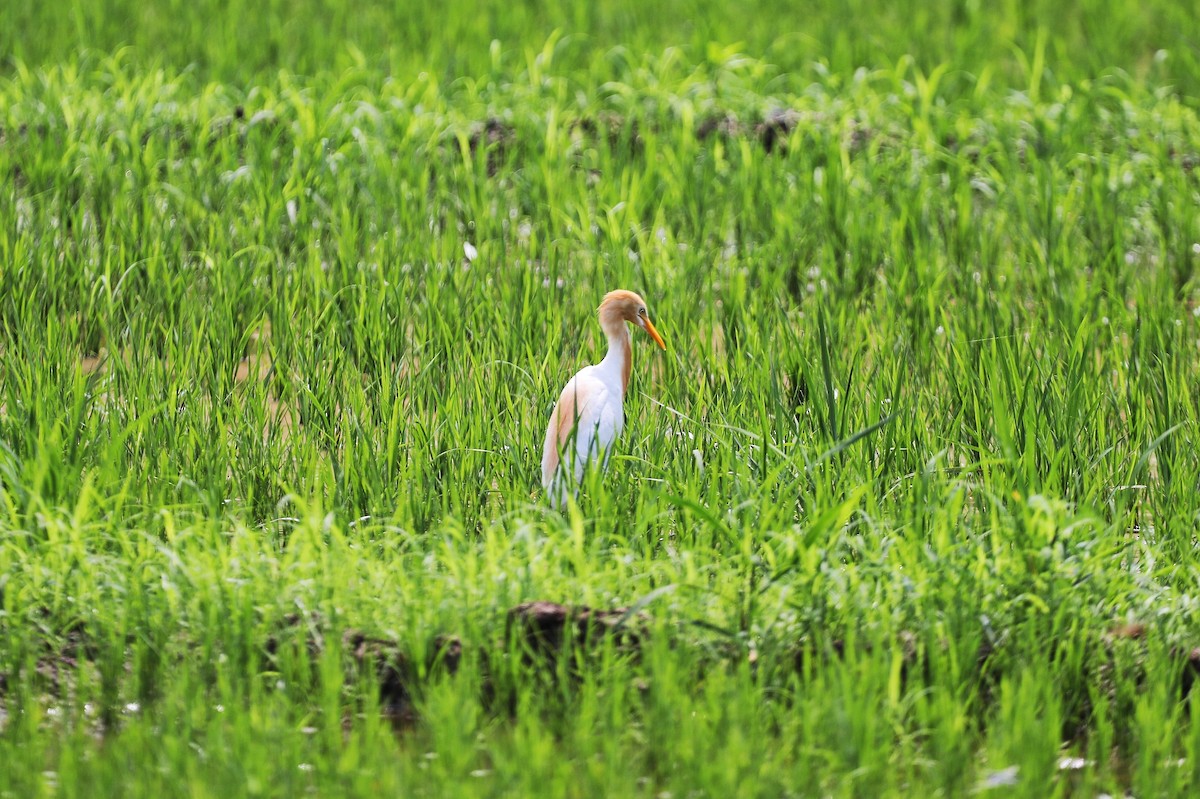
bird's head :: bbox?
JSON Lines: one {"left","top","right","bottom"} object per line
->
{"left": 599, "top": 290, "right": 667, "bottom": 349}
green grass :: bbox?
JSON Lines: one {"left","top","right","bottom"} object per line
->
{"left": 1, "top": 0, "right": 1200, "bottom": 795}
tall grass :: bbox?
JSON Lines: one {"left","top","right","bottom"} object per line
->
{"left": 4, "top": 0, "right": 1199, "bottom": 97}
{"left": 1, "top": 0, "right": 1199, "bottom": 795}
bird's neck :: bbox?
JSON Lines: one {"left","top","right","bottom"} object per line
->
{"left": 598, "top": 323, "right": 632, "bottom": 396}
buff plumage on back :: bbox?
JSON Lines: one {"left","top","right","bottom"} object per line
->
{"left": 540, "top": 387, "right": 576, "bottom": 490}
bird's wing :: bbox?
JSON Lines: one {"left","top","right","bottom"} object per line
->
{"left": 588, "top": 391, "right": 623, "bottom": 471}
{"left": 542, "top": 370, "right": 618, "bottom": 489}
{"left": 541, "top": 382, "right": 569, "bottom": 490}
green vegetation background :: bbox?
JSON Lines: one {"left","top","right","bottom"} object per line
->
{"left": 1, "top": 0, "right": 1199, "bottom": 796}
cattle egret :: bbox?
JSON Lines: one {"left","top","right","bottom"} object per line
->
{"left": 541, "top": 289, "right": 667, "bottom": 507}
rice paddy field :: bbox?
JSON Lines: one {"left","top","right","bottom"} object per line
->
{"left": 2, "top": 0, "right": 1200, "bottom": 795}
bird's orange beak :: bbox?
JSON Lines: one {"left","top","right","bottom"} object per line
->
{"left": 643, "top": 317, "right": 666, "bottom": 350}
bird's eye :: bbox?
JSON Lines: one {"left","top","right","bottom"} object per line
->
{"left": 638, "top": 307, "right": 647, "bottom": 317}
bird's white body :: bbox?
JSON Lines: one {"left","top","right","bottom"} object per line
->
{"left": 541, "top": 332, "right": 628, "bottom": 507}
{"left": 541, "top": 290, "right": 665, "bottom": 508}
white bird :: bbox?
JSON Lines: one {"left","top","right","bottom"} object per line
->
{"left": 541, "top": 289, "right": 667, "bottom": 507}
